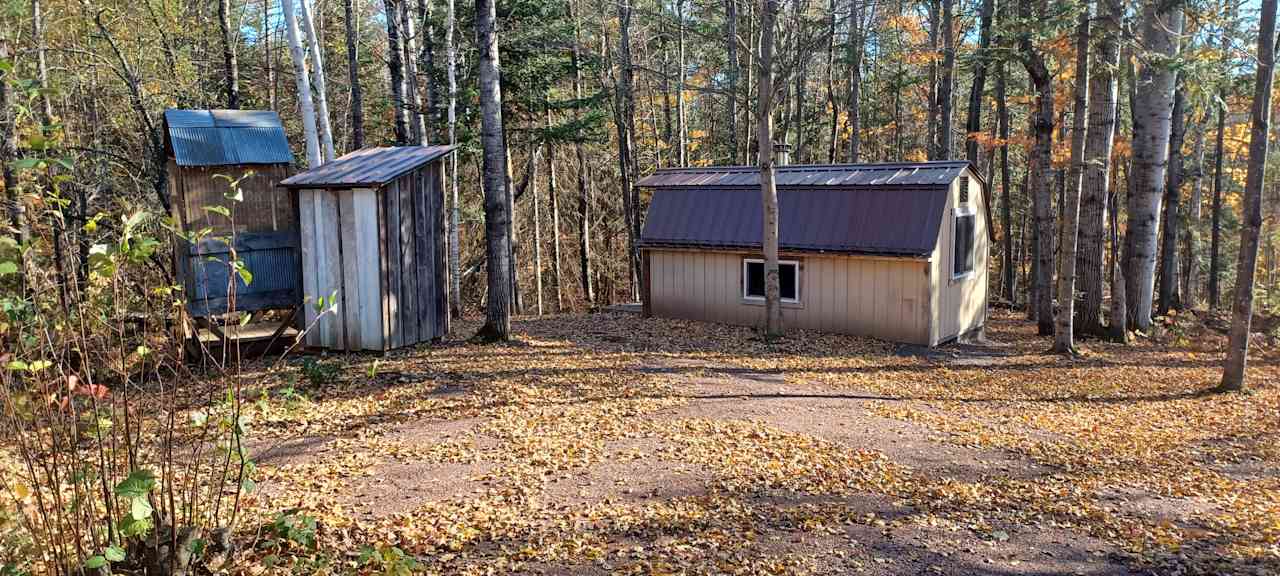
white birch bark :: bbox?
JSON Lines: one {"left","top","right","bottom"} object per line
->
{"left": 297, "top": 0, "right": 335, "bottom": 162}
{"left": 282, "top": 0, "right": 321, "bottom": 167}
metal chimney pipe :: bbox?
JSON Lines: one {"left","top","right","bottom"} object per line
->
{"left": 772, "top": 142, "right": 792, "bottom": 166}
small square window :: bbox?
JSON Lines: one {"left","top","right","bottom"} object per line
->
{"left": 744, "top": 259, "right": 799, "bottom": 302}
{"left": 953, "top": 211, "right": 976, "bottom": 278}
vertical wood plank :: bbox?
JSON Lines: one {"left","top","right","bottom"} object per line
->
{"left": 298, "top": 189, "right": 319, "bottom": 347}
{"left": 377, "top": 188, "right": 391, "bottom": 351}
{"left": 353, "top": 189, "right": 384, "bottom": 350}
{"left": 434, "top": 163, "right": 449, "bottom": 336}
{"left": 319, "top": 190, "right": 343, "bottom": 349}
{"left": 384, "top": 182, "right": 402, "bottom": 349}
{"left": 398, "top": 174, "right": 420, "bottom": 345}
{"left": 413, "top": 167, "right": 435, "bottom": 339}
{"left": 339, "top": 191, "right": 362, "bottom": 351}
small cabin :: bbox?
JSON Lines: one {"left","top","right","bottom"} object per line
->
{"left": 637, "top": 161, "right": 989, "bottom": 346}
{"left": 279, "top": 146, "right": 456, "bottom": 352}
{"left": 163, "top": 109, "right": 300, "bottom": 323}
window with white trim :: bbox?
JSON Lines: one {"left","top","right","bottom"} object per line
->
{"left": 953, "top": 208, "right": 976, "bottom": 279}
{"left": 743, "top": 258, "right": 800, "bottom": 303}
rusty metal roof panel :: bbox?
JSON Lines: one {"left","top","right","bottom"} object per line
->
{"left": 637, "top": 161, "right": 970, "bottom": 189}
{"left": 278, "top": 145, "right": 458, "bottom": 188}
{"left": 640, "top": 185, "right": 947, "bottom": 256}
{"left": 164, "top": 109, "right": 294, "bottom": 167}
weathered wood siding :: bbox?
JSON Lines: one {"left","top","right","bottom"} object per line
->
{"left": 646, "top": 249, "right": 931, "bottom": 345}
{"left": 298, "top": 163, "right": 449, "bottom": 351}
{"left": 929, "top": 167, "right": 989, "bottom": 344}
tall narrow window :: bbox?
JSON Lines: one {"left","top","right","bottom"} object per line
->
{"left": 959, "top": 175, "right": 970, "bottom": 204}
{"left": 953, "top": 209, "right": 976, "bottom": 278}
{"left": 744, "top": 259, "right": 800, "bottom": 302}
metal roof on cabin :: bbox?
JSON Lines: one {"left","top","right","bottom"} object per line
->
{"left": 164, "top": 109, "right": 294, "bottom": 167}
{"left": 637, "top": 161, "right": 971, "bottom": 189}
{"left": 640, "top": 185, "right": 948, "bottom": 256}
{"left": 277, "top": 145, "right": 458, "bottom": 188}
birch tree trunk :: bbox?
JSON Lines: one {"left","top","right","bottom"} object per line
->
{"left": 475, "top": 0, "right": 512, "bottom": 341}
{"left": 758, "top": 0, "right": 783, "bottom": 338}
{"left": 419, "top": 0, "right": 436, "bottom": 144}
{"left": 1220, "top": 0, "right": 1277, "bottom": 390}
{"left": 282, "top": 0, "right": 321, "bottom": 167}
{"left": 1076, "top": 0, "right": 1120, "bottom": 337}
{"left": 1158, "top": 81, "right": 1186, "bottom": 315}
{"left": 298, "top": 0, "right": 335, "bottom": 162}
{"left": 344, "top": 0, "right": 365, "bottom": 150}
{"left": 385, "top": 0, "right": 409, "bottom": 145}
{"left": 571, "top": 0, "right": 594, "bottom": 306}
{"left": 1054, "top": 7, "right": 1090, "bottom": 354}
{"left": 265, "top": 0, "right": 277, "bottom": 111}
{"left": 964, "top": 0, "right": 994, "bottom": 166}
{"left": 447, "top": 0, "right": 462, "bottom": 319}
{"left": 218, "top": 0, "right": 240, "bottom": 108}
{"left": 1124, "top": 0, "right": 1183, "bottom": 331}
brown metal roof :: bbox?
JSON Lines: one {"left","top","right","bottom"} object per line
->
{"left": 637, "top": 161, "right": 971, "bottom": 189}
{"left": 278, "top": 145, "right": 457, "bottom": 188}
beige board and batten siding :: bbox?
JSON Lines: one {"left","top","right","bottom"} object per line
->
{"left": 647, "top": 248, "right": 932, "bottom": 345}
{"left": 929, "top": 166, "right": 989, "bottom": 344}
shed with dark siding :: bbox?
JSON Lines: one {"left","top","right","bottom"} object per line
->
{"left": 279, "top": 145, "right": 455, "bottom": 351}
{"left": 163, "top": 109, "right": 300, "bottom": 319}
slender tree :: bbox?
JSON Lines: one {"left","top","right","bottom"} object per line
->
{"left": 400, "top": 2, "right": 425, "bottom": 143}
{"left": 1124, "top": 0, "right": 1183, "bottom": 331}
{"left": 726, "top": 0, "right": 740, "bottom": 163}
{"left": 474, "top": 0, "right": 512, "bottom": 341}
{"left": 1054, "top": 5, "right": 1089, "bottom": 354}
{"left": 386, "top": 0, "right": 410, "bottom": 144}
{"left": 1221, "top": 0, "right": 1277, "bottom": 390}
{"left": 447, "top": 0, "right": 462, "bottom": 318}
{"left": 298, "top": 0, "right": 335, "bottom": 161}
{"left": 676, "top": 0, "right": 688, "bottom": 166}
{"left": 936, "top": 0, "right": 955, "bottom": 160}
{"left": 1017, "top": 0, "right": 1055, "bottom": 335}
{"left": 344, "top": 0, "right": 365, "bottom": 150}
{"left": 217, "top": 0, "right": 240, "bottom": 108}
{"left": 616, "top": 0, "right": 641, "bottom": 301}
{"left": 964, "top": 0, "right": 994, "bottom": 166}
{"left": 571, "top": 0, "right": 594, "bottom": 306}
{"left": 997, "top": 59, "right": 1014, "bottom": 302}
{"left": 1158, "top": 80, "right": 1187, "bottom": 314}
{"left": 282, "top": 0, "right": 321, "bottom": 167}
{"left": 758, "top": 0, "right": 783, "bottom": 337}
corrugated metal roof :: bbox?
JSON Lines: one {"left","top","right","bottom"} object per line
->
{"left": 640, "top": 185, "right": 948, "bottom": 257}
{"left": 278, "top": 145, "right": 458, "bottom": 188}
{"left": 164, "top": 109, "right": 294, "bottom": 167}
{"left": 637, "top": 161, "right": 971, "bottom": 189}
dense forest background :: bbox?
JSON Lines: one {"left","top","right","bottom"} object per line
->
{"left": 0, "top": 0, "right": 1277, "bottom": 329}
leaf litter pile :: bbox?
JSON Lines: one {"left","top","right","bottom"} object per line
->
{"left": 8, "top": 310, "right": 1280, "bottom": 574}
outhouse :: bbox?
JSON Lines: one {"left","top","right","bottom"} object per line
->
{"left": 278, "top": 146, "right": 456, "bottom": 351}
{"left": 638, "top": 161, "right": 990, "bottom": 346}
{"left": 163, "top": 109, "right": 301, "bottom": 344}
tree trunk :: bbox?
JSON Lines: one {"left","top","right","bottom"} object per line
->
{"left": 0, "top": 40, "right": 26, "bottom": 287}
{"left": 532, "top": 149, "right": 544, "bottom": 316}
{"left": 758, "top": 0, "right": 782, "bottom": 338}
{"left": 936, "top": 0, "right": 955, "bottom": 160}
{"left": 447, "top": 0, "right": 462, "bottom": 319}
{"left": 282, "top": 0, "right": 321, "bottom": 167}
{"left": 298, "top": 0, "right": 335, "bottom": 162}
{"left": 474, "top": 0, "right": 512, "bottom": 341}
{"left": 1019, "top": 0, "right": 1055, "bottom": 335}
{"left": 570, "top": 0, "right": 593, "bottom": 306}
{"left": 1209, "top": 99, "right": 1227, "bottom": 310}
{"left": 676, "top": 0, "right": 688, "bottom": 166}
{"left": 1184, "top": 125, "right": 1205, "bottom": 305}
{"left": 419, "top": 0, "right": 437, "bottom": 144}
{"left": 726, "top": 0, "right": 740, "bottom": 164}
{"left": 997, "top": 59, "right": 1014, "bottom": 302}
{"left": 825, "top": 0, "right": 838, "bottom": 163}
{"left": 1220, "top": 0, "right": 1277, "bottom": 390}
{"left": 616, "top": 0, "right": 641, "bottom": 301}
{"left": 385, "top": 0, "right": 409, "bottom": 145}
{"left": 1054, "top": 7, "right": 1090, "bottom": 354}
{"left": 265, "top": 0, "right": 277, "bottom": 111}
{"left": 218, "top": 0, "right": 240, "bottom": 108}
{"left": 546, "top": 120, "right": 563, "bottom": 312}
{"left": 344, "top": 0, "right": 365, "bottom": 150}
{"left": 964, "top": 0, "right": 994, "bottom": 165}
{"left": 1124, "top": 0, "right": 1183, "bottom": 331}
{"left": 1076, "top": 0, "right": 1121, "bottom": 337}
{"left": 847, "top": 1, "right": 866, "bottom": 163}
{"left": 1158, "top": 80, "right": 1187, "bottom": 315}
{"left": 1109, "top": 166, "right": 1129, "bottom": 342}
{"left": 401, "top": 2, "right": 425, "bottom": 144}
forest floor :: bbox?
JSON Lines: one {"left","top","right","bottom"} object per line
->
{"left": 232, "top": 309, "right": 1279, "bottom": 575}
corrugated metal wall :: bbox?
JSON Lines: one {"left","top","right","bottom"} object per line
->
{"left": 647, "top": 249, "right": 931, "bottom": 345}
